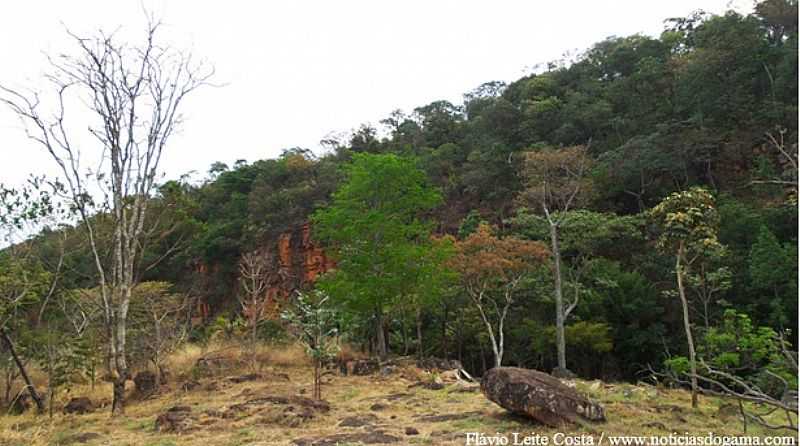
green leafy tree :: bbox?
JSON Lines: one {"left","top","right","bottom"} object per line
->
{"left": 312, "top": 153, "right": 441, "bottom": 358}
{"left": 749, "top": 225, "right": 797, "bottom": 328}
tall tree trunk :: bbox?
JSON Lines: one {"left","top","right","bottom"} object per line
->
{"left": 416, "top": 306, "right": 423, "bottom": 360}
{"left": 111, "top": 286, "right": 131, "bottom": 416}
{"left": 550, "top": 223, "right": 567, "bottom": 371}
{"left": 676, "top": 247, "right": 699, "bottom": 408}
{"left": 375, "top": 309, "right": 387, "bottom": 359}
{"left": 0, "top": 329, "right": 44, "bottom": 413}
{"left": 441, "top": 303, "right": 448, "bottom": 358}
{"left": 313, "top": 358, "right": 321, "bottom": 400}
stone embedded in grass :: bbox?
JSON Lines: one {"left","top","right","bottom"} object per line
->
{"left": 180, "top": 380, "right": 201, "bottom": 391}
{"left": 293, "top": 431, "right": 400, "bottom": 445}
{"left": 63, "top": 397, "right": 94, "bottom": 415}
{"left": 481, "top": 367, "right": 605, "bottom": 426}
{"left": 405, "top": 426, "right": 419, "bottom": 435}
{"left": 228, "top": 373, "right": 261, "bottom": 383}
{"left": 68, "top": 432, "right": 101, "bottom": 444}
{"left": 416, "top": 357, "right": 463, "bottom": 372}
{"left": 415, "top": 411, "right": 481, "bottom": 422}
{"left": 155, "top": 406, "right": 195, "bottom": 433}
{"left": 339, "top": 358, "right": 380, "bottom": 376}
{"left": 338, "top": 413, "right": 378, "bottom": 427}
{"left": 134, "top": 371, "right": 158, "bottom": 396}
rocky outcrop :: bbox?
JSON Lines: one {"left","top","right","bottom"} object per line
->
{"left": 191, "top": 222, "right": 334, "bottom": 321}
{"left": 270, "top": 222, "right": 335, "bottom": 299}
{"left": 481, "top": 367, "right": 605, "bottom": 426}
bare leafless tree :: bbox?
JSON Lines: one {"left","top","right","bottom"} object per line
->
{"left": 238, "top": 251, "right": 274, "bottom": 369}
{"left": 0, "top": 16, "right": 213, "bottom": 415}
{"left": 751, "top": 128, "right": 798, "bottom": 189}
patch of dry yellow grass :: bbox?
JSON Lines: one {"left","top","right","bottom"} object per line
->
{"left": 0, "top": 343, "right": 796, "bottom": 446}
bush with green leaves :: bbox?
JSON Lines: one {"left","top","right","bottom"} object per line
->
{"left": 665, "top": 309, "right": 795, "bottom": 397}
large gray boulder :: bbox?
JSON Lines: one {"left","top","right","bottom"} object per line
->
{"left": 481, "top": 367, "right": 605, "bottom": 426}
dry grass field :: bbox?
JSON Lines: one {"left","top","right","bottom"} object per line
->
{"left": 0, "top": 343, "right": 795, "bottom": 446}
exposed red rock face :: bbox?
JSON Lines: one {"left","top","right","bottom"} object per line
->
{"left": 268, "top": 222, "right": 335, "bottom": 300}
{"left": 191, "top": 222, "right": 334, "bottom": 321}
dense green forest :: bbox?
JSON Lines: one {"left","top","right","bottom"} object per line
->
{"left": 0, "top": 0, "right": 797, "bottom": 417}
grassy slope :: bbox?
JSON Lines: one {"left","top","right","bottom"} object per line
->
{"left": 0, "top": 344, "right": 795, "bottom": 446}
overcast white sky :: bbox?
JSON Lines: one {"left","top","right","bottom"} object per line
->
{"left": 0, "top": 0, "right": 750, "bottom": 187}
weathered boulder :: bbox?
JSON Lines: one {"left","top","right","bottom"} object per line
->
{"left": 481, "top": 367, "right": 605, "bottom": 426}
{"left": 63, "top": 397, "right": 94, "bottom": 414}
{"left": 134, "top": 371, "right": 158, "bottom": 395}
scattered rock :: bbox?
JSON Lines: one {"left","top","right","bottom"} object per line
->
{"left": 417, "top": 358, "right": 463, "bottom": 371}
{"left": 405, "top": 427, "right": 419, "bottom": 435}
{"left": 68, "top": 432, "right": 101, "bottom": 443}
{"left": 204, "top": 409, "right": 225, "bottom": 418}
{"left": 194, "top": 355, "right": 241, "bottom": 377}
{"left": 293, "top": 431, "right": 400, "bottom": 445}
{"left": 224, "top": 394, "right": 330, "bottom": 427}
{"left": 339, "top": 414, "right": 378, "bottom": 427}
{"left": 180, "top": 380, "right": 201, "bottom": 391}
{"left": 134, "top": 371, "right": 158, "bottom": 395}
{"left": 409, "top": 375, "right": 445, "bottom": 390}
{"left": 423, "top": 381, "right": 445, "bottom": 390}
{"left": 370, "top": 403, "right": 387, "bottom": 411}
{"left": 63, "top": 397, "right": 94, "bottom": 415}
{"left": 229, "top": 373, "right": 261, "bottom": 383}
{"left": 155, "top": 406, "right": 194, "bottom": 433}
{"left": 654, "top": 404, "right": 684, "bottom": 414}
{"left": 416, "top": 411, "right": 481, "bottom": 422}
{"left": 341, "top": 358, "right": 380, "bottom": 376}
{"left": 643, "top": 421, "right": 668, "bottom": 430}
{"left": 204, "top": 381, "right": 220, "bottom": 391}
{"left": 384, "top": 392, "right": 412, "bottom": 401}
{"left": 481, "top": 367, "right": 605, "bottom": 426}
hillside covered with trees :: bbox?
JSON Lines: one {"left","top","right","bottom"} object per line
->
{"left": 0, "top": 0, "right": 797, "bottom": 434}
